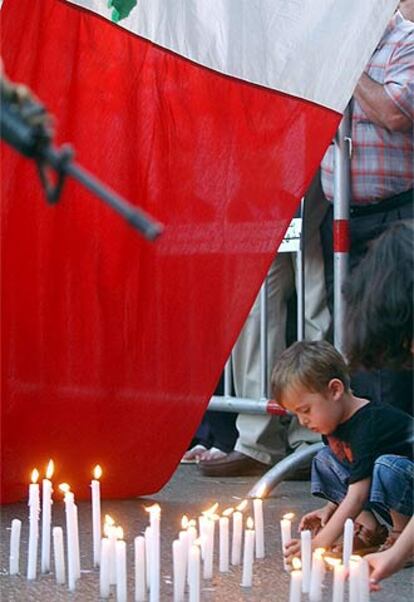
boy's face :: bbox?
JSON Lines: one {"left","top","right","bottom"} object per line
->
{"left": 280, "top": 379, "right": 345, "bottom": 435}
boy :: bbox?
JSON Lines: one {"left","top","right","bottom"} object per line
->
{"left": 271, "top": 340, "right": 413, "bottom": 558}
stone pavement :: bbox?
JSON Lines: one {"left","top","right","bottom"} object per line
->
{"left": 1, "top": 464, "right": 413, "bottom": 601}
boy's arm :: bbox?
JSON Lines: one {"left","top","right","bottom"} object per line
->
{"left": 312, "top": 477, "right": 371, "bottom": 549}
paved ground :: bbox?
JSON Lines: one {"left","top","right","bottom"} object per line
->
{"left": 1, "top": 464, "right": 413, "bottom": 601}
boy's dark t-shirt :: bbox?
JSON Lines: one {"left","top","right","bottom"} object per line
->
{"left": 323, "top": 401, "right": 413, "bottom": 484}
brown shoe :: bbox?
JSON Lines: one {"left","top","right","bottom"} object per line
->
{"left": 198, "top": 451, "right": 269, "bottom": 477}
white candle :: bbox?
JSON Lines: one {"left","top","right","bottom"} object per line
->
{"left": 231, "top": 511, "right": 243, "bottom": 566}
{"left": 342, "top": 518, "right": 353, "bottom": 568}
{"left": 289, "top": 558, "right": 302, "bottom": 602}
{"left": 9, "top": 518, "right": 22, "bottom": 575}
{"left": 203, "top": 517, "right": 215, "bottom": 579}
{"left": 27, "top": 469, "right": 40, "bottom": 580}
{"left": 74, "top": 504, "right": 81, "bottom": 579}
{"left": 104, "top": 515, "right": 117, "bottom": 586}
{"left": 41, "top": 459, "right": 54, "bottom": 573}
{"left": 173, "top": 539, "right": 186, "bottom": 602}
{"left": 135, "top": 535, "right": 146, "bottom": 602}
{"left": 300, "top": 529, "right": 312, "bottom": 593}
{"left": 52, "top": 526, "right": 66, "bottom": 584}
{"left": 91, "top": 464, "right": 102, "bottom": 567}
{"left": 145, "top": 526, "right": 152, "bottom": 590}
{"left": 219, "top": 510, "right": 232, "bottom": 573}
{"left": 309, "top": 548, "right": 325, "bottom": 602}
{"left": 280, "top": 513, "right": 294, "bottom": 571}
{"left": 253, "top": 497, "right": 265, "bottom": 558}
{"left": 59, "top": 484, "right": 77, "bottom": 591}
{"left": 178, "top": 529, "right": 188, "bottom": 585}
{"left": 100, "top": 537, "right": 111, "bottom": 598}
{"left": 198, "top": 515, "right": 207, "bottom": 560}
{"left": 332, "top": 562, "right": 346, "bottom": 602}
{"left": 358, "top": 557, "right": 370, "bottom": 602}
{"left": 146, "top": 503, "right": 161, "bottom": 602}
{"left": 116, "top": 535, "right": 127, "bottom": 602}
{"left": 188, "top": 543, "right": 200, "bottom": 602}
{"left": 241, "top": 517, "right": 255, "bottom": 588}
{"left": 186, "top": 521, "right": 197, "bottom": 586}
{"left": 349, "top": 555, "right": 361, "bottom": 602}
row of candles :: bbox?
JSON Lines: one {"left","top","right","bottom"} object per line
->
{"left": 8, "top": 461, "right": 371, "bottom": 601}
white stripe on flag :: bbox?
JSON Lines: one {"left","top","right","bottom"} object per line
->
{"left": 66, "top": 0, "right": 398, "bottom": 112}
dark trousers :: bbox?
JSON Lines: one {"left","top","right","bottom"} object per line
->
{"left": 320, "top": 197, "right": 413, "bottom": 415}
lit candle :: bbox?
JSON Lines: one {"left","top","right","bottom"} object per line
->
{"left": 325, "top": 558, "right": 345, "bottom": 602}
{"left": 178, "top": 516, "right": 189, "bottom": 584}
{"left": 253, "top": 488, "right": 265, "bottom": 558}
{"left": 188, "top": 541, "right": 200, "bottom": 602}
{"left": 145, "top": 525, "right": 152, "bottom": 590}
{"left": 219, "top": 508, "right": 233, "bottom": 572}
{"left": 241, "top": 517, "right": 255, "bottom": 588}
{"left": 231, "top": 500, "right": 246, "bottom": 566}
{"left": 59, "top": 483, "right": 77, "bottom": 591}
{"left": 186, "top": 519, "right": 197, "bottom": 586}
{"left": 9, "top": 518, "right": 22, "bottom": 575}
{"left": 52, "top": 526, "right": 66, "bottom": 584}
{"left": 203, "top": 517, "right": 215, "bottom": 580}
{"left": 100, "top": 537, "right": 111, "bottom": 598}
{"left": 358, "top": 557, "right": 370, "bottom": 602}
{"left": 74, "top": 504, "right": 81, "bottom": 579}
{"left": 309, "top": 547, "right": 325, "bottom": 602}
{"left": 103, "top": 514, "right": 117, "bottom": 586}
{"left": 289, "top": 557, "right": 302, "bottom": 602}
{"left": 198, "top": 515, "right": 207, "bottom": 560}
{"left": 173, "top": 538, "right": 186, "bottom": 602}
{"left": 146, "top": 503, "right": 161, "bottom": 602}
{"left": 135, "top": 535, "right": 146, "bottom": 602}
{"left": 349, "top": 554, "right": 361, "bottom": 602}
{"left": 300, "top": 529, "right": 312, "bottom": 593}
{"left": 27, "top": 468, "right": 40, "bottom": 580}
{"left": 91, "top": 464, "right": 102, "bottom": 567}
{"left": 41, "top": 459, "right": 54, "bottom": 573}
{"left": 116, "top": 528, "right": 127, "bottom": 602}
{"left": 342, "top": 518, "right": 353, "bottom": 568}
{"left": 280, "top": 512, "right": 294, "bottom": 571}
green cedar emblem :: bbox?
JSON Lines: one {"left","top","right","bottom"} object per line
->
{"left": 108, "top": 0, "right": 137, "bottom": 22}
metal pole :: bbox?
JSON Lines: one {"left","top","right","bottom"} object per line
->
{"left": 296, "top": 197, "right": 305, "bottom": 341}
{"left": 259, "top": 279, "right": 268, "bottom": 399}
{"left": 332, "top": 106, "right": 352, "bottom": 353}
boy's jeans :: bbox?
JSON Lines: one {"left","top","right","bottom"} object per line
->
{"left": 311, "top": 447, "right": 413, "bottom": 519}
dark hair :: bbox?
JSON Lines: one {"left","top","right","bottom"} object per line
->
{"left": 271, "top": 340, "right": 350, "bottom": 404}
{"left": 344, "top": 220, "right": 413, "bottom": 371}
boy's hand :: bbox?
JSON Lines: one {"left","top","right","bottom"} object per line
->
{"left": 284, "top": 538, "right": 301, "bottom": 564}
{"left": 298, "top": 503, "right": 337, "bottom": 535}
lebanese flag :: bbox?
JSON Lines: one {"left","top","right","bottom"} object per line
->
{"left": 1, "top": 0, "right": 396, "bottom": 502}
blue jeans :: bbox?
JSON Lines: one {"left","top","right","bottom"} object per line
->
{"left": 311, "top": 448, "right": 413, "bottom": 521}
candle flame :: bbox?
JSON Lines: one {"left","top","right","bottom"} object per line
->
{"left": 93, "top": 464, "right": 102, "bottom": 480}
{"left": 314, "top": 547, "right": 326, "bottom": 559}
{"left": 145, "top": 503, "right": 161, "bottom": 516}
{"left": 246, "top": 517, "right": 254, "bottom": 530}
{"left": 59, "top": 482, "right": 70, "bottom": 494}
{"left": 324, "top": 557, "right": 342, "bottom": 568}
{"left": 202, "top": 502, "right": 219, "bottom": 516}
{"left": 223, "top": 507, "right": 234, "bottom": 517}
{"left": 116, "top": 527, "right": 124, "bottom": 540}
{"left": 46, "top": 459, "right": 54, "bottom": 480}
{"left": 350, "top": 554, "right": 362, "bottom": 563}
{"left": 31, "top": 469, "right": 39, "bottom": 484}
{"left": 236, "top": 500, "right": 248, "bottom": 512}
{"left": 255, "top": 484, "right": 267, "bottom": 499}
{"left": 181, "top": 515, "right": 189, "bottom": 529}
{"left": 105, "top": 514, "right": 115, "bottom": 526}
{"left": 282, "top": 512, "right": 295, "bottom": 521}
{"left": 292, "top": 557, "right": 302, "bottom": 570}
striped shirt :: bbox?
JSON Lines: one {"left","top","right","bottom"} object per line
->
{"left": 321, "top": 12, "right": 414, "bottom": 204}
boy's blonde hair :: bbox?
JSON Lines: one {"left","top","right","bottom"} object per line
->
{"left": 271, "top": 341, "right": 350, "bottom": 404}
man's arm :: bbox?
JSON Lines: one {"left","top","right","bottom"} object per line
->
{"left": 354, "top": 73, "right": 412, "bottom": 132}
{"left": 311, "top": 478, "right": 371, "bottom": 549}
